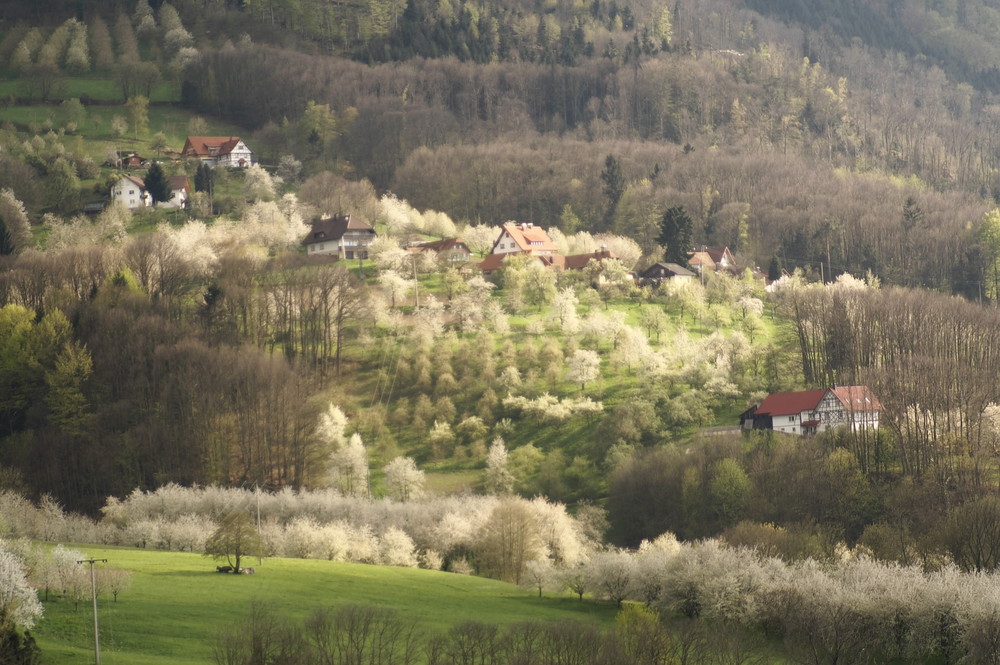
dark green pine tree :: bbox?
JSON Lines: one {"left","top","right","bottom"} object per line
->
{"left": 194, "top": 162, "right": 214, "bottom": 194}
{"left": 600, "top": 155, "right": 625, "bottom": 232}
{"left": 768, "top": 256, "right": 783, "bottom": 281}
{"left": 143, "top": 161, "right": 171, "bottom": 205}
{"left": 657, "top": 205, "right": 693, "bottom": 266}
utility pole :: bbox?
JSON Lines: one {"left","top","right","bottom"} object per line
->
{"left": 78, "top": 558, "right": 108, "bottom": 665}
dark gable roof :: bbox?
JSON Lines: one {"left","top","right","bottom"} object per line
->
{"left": 417, "top": 237, "right": 469, "bottom": 253}
{"left": 640, "top": 262, "right": 695, "bottom": 277}
{"left": 564, "top": 249, "right": 615, "bottom": 270}
{"left": 167, "top": 176, "right": 190, "bottom": 192}
{"left": 302, "top": 215, "right": 374, "bottom": 246}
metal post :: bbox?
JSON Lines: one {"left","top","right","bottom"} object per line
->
{"left": 78, "top": 559, "right": 108, "bottom": 665}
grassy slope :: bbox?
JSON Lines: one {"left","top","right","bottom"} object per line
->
{"left": 35, "top": 546, "right": 618, "bottom": 665}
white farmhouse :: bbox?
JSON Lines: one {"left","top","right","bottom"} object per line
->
{"left": 111, "top": 174, "right": 152, "bottom": 209}
{"left": 741, "top": 386, "right": 882, "bottom": 435}
{"left": 301, "top": 215, "right": 377, "bottom": 260}
{"left": 182, "top": 136, "right": 253, "bottom": 168}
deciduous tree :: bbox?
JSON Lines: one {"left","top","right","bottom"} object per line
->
{"left": 204, "top": 512, "right": 264, "bottom": 573}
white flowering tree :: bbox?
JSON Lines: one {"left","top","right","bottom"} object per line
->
{"left": 383, "top": 457, "right": 426, "bottom": 501}
{"left": 329, "top": 433, "right": 369, "bottom": 497}
{"left": 315, "top": 403, "right": 348, "bottom": 451}
{"left": 484, "top": 437, "right": 514, "bottom": 495}
{"left": 567, "top": 349, "right": 601, "bottom": 390}
{"left": 0, "top": 546, "right": 42, "bottom": 629}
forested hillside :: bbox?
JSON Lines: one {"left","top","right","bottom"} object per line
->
{"left": 5, "top": 0, "right": 1000, "bottom": 596}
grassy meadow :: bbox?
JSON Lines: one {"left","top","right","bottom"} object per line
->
{"left": 34, "top": 546, "right": 618, "bottom": 665}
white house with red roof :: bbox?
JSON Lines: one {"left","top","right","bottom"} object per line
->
{"left": 491, "top": 222, "right": 558, "bottom": 256}
{"left": 182, "top": 136, "right": 253, "bottom": 168}
{"left": 740, "top": 386, "right": 881, "bottom": 435}
{"left": 689, "top": 246, "right": 738, "bottom": 275}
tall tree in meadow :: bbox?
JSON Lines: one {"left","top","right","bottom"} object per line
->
{"left": 204, "top": 512, "right": 265, "bottom": 574}
{"left": 125, "top": 96, "right": 149, "bottom": 138}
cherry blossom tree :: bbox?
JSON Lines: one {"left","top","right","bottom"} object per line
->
{"left": 0, "top": 546, "right": 42, "bottom": 629}
{"left": 485, "top": 437, "right": 514, "bottom": 495}
{"left": 383, "top": 456, "right": 425, "bottom": 501}
{"left": 567, "top": 349, "right": 601, "bottom": 390}
{"left": 330, "top": 433, "right": 369, "bottom": 497}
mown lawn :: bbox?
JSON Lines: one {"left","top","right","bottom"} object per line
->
{"left": 34, "top": 545, "right": 618, "bottom": 665}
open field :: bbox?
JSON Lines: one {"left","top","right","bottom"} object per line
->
{"left": 34, "top": 545, "right": 618, "bottom": 665}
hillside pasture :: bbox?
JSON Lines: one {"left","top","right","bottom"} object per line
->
{"left": 35, "top": 545, "right": 617, "bottom": 665}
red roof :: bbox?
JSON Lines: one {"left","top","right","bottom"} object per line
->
{"left": 756, "top": 389, "right": 827, "bottom": 416}
{"left": 564, "top": 249, "right": 616, "bottom": 270}
{"left": 182, "top": 136, "right": 245, "bottom": 158}
{"left": 479, "top": 253, "right": 554, "bottom": 274}
{"left": 829, "top": 386, "right": 882, "bottom": 413}
{"left": 479, "top": 254, "right": 506, "bottom": 273}
{"left": 493, "top": 223, "right": 558, "bottom": 254}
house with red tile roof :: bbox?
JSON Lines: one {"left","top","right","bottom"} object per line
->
{"left": 740, "top": 386, "right": 881, "bottom": 435}
{"left": 689, "top": 246, "right": 738, "bottom": 275}
{"left": 491, "top": 222, "right": 558, "bottom": 256}
{"left": 182, "top": 136, "right": 253, "bottom": 168}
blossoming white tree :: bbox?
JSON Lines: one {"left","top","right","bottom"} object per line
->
{"left": 0, "top": 546, "right": 43, "bottom": 629}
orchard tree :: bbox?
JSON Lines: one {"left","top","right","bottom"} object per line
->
{"left": 124, "top": 95, "right": 149, "bottom": 138}
{"left": 150, "top": 131, "right": 168, "bottom": 157}
{"left": 204, "top": 512, "right": 265, "bottom": 573}
{"left": 567, "top": 349, "right": 601, "bottom": 390}
{"left": 0, "top": 547, "right": 42, "bottom": 630}
{"left": 330, "top": 433, "right": 369, "bottom": 497}
{"left": 485, "top": 437, "right": 515, "bottom": 495}
{"left": 243, "top": 164, "right": 276, "bottom": 202}
{"left": 474, "top": 498, "right": 543, "bottom": 584}
{"left": 383, "top": 456, "right": 425, "bottom": 501}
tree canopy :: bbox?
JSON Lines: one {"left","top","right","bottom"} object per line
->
{"left": 204, "top": 512, "right": 265, "bottom": 573}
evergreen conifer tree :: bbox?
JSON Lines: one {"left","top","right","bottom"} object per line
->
{"left": 144, "top": 161, "right": 171, "bottom": 204}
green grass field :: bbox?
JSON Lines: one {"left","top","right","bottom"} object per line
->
{"left": 34, "top": 546, "right": 618, "bottom": 665}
